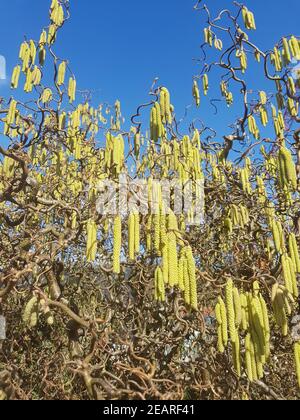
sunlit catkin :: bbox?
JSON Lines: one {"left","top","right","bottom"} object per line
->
{"left": 113, "top": 215, "right": 122, "bottom": 274}
{"left": 22, "top": 296, "right": 39, "bottom": 328}
{"left": 233, "top": 287, "right": 242, "bottom": 327}
{"left": 232, "top": 330, "right": 241, "bottom": 377}
{"left": 282, "top": 254, "right": 293, "bottom": 294}
{"left": 218, "top": 296, "right": 228, "bottom": 347}
{"left": 225, "top": 278, "right": 236, "bottom": 343}
{"left": 11, "top": 65, "right": 21, "bottom": 89}
{"left": 183, "top": 257, "right": 190, "bottom": 306}
{"left": 278, "top": 146, "right": 297, "bottom": 190}
{"left": 68, "top": 77, "right": 76, "bottom": 103}
{"left": 186, "top": 246, "right": 197, "bottom": 310}
{"left": 128, "top": 212, "right": 135, "bottom": 260}
{"left": 245, "top": 334, "right": 253, "bottom": 381}
{"left": 294, "top": 342, "right": 300, "bottom": 388}
{"left": 168, "top": 232, "right": 178, "bottom": 288}
{"left": 57, "top": 61, "right": 66, "bottom": 86}
{"left": 193, "top": 80, "right": 200, "bottom": 107}
{"left": 86, "top": 219, "right": 97, "bottom": 262}
{"left": 289, "top": 233, "right": 300, "bottom": 273}
{"left": 155, "top": 267, "right": 165, "bottom": 302}
{"left": 134, "top": 212, "right": 140, "bottom": 254}
{"left": 203, "top": 74, "right": 209, "bottom": 96}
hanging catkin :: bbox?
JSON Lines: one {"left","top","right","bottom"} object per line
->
{"left": 259, "top": 294, "right": 270, "bottom": 360}
{"left": 225, "top": 278, "right": 236, "bottom": 343}
{"left": 233, "top": 287, "right": 242, "bottom": 327}
{"left": 289, "top": 233, "right": 300, "bottom": 273}
{"left": 86, "top": 219, "right": 97, "bottom": 262}
{"left": 282, "top": 254, "right": 293, "bottom": 294}
{"left": 178, "top": 252, "right": 185, "bottom": 291}
{"left": 294, "top": 342, "right": 300, "bottom": 389}
{"left": 128, "top": 212, "right": 135, "bottom": 260}
{"left": 134, "top": 212, "right": 140, "bottom": 254}
{"left": 232, "top": 330, "right": 241, "bottom": 377}
{"left": 113, "top": 215, "right": 122, "bottom": 274}
{"left": 167, "top": 231, "right": 178, "bottom": 287}
{"left": 218, "top": 296, "right": 228, "bottom": 347}
{"left": 146, "top": 215, "right": 152, "bottom": 252}
{"left": 22, "top": 296, "right": 38, "bottom": 327}
{"left": 154, "top": 267, "right": 165, "bottom": 302}
{"left": 278, "top": 146, "right": 297, "bottom": 190}
{"left": 183, "top": 257, "right": 190, "bottom": 306}
{"left": 245, "top": 333, "right": 253, "bottom": 382}
{"left": 215, "top": 297, "right": 228, "bottom": 353}
{"left": 185, "top": 246, "right": 198, "bottom": 310}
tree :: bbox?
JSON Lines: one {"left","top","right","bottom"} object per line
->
{"left": 0, "top": 0, "right": 300, "bottom": 400}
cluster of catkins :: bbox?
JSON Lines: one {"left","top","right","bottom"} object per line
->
{"left": 215, "top": 277, "right": 300, "bottom": 386}
{"left": 111, "top": 187, "right": 199, "bottom": 311}
{"left": 22, "top": 295, "right": 54, "bottom": 328}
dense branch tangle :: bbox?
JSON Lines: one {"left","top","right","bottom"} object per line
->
{"left": 0, "top": 0, "right": 300, "bottom": 400}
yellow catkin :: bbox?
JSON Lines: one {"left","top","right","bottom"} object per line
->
{"left": 160, "top": 204, "right": 167, "bottom": 250}
{"left": 161, "top": 87, "right": 172, "bottom": 124}
{"left": 155, "top": 102, "right": 163, "bottom": 138}
{"left": 186, "top": 246, "right": 197, "bottom": 310}
{"left": 272, "top": 284, "right": 289, "bottom": 336}
{"left": 233, "top": 287, "right": 242, "bottom": 327}
{"left": 217, "top": 325, "right": 225, "bottom": 353}
{"left": 183, "top": 258, "right": 190, "bottom": 306}
{"left": 11, "top": 65, "right": 21, "bottom": 89}
{"left": 6, "top": 99, "right": 17, "bottom": 125}
{"left": 134, "top": 212, "right": 140, "bottom": 254}
{"left": 279, "top": 146, "right": 297, "bottom": 190}
{"left": 232, "top": 330, "right": 241, "bottom": 377}
{"left": 250, "top": 335, "right": 258, "bottom": 381}
{"left": 287, "top": 256, "right": 299, "bottom": 298}
{"left": 162, "top": 239, "right": 169, "bottom": 285}
{"left": 192, "top": 80, "right": 200, "bottom": 107}
{"left": 289, "top": 233, "right": 300, "bottom": 273}
{"left": 57, "top": 61, "right": 66, "bottom": 86}
{"left": 215, "top": 302, "right": 222, "bottom": 325}
{"left": 245, "top": 334, "right": 253, "bottom": 382}
{"left": 294, "top": 342, "right": 300, "bottom": 389}
{"left": 251, "top": 296, "right": 266, "bottom": 358}
{"left": 128, "top": 212, "right": 135, "bottom": 260}
{"left": 113, "top": 215, "right": 122, "bottom": 274}
{"left": 86, "top": 219, "right": 97, "bottom": 262}
{"left": 283, "top": 37, "right": 291, "bottom": 63}
{"left": 68, "top": 77, "right": 76, "bottom": 103}
{"left": 203, "top": 74, "right": 209, "bottom": 95}
{"left": 282, "top": 254, "right": 293, "bottom": 294}
{"left": 218, "top": 296, "right": 228, "bottom": 347}
{"left": 146, "top": 215, "right": 152, "bottom": 252}
{"left": 155, "top": 267, "right": 165, "bottom": 302}
{"left": 256, "top": 354, "right": 264, "bottom": 380}
{"left": 153, "top": 212, "right": 161, "bottom": 253}
{"left": 178, "top": 253, "right": 185, "bottom": 291}
{"left": 225, "top": 278, "right": 236, "bottom": 343}
{"left": 22, "top": 296, "right": 38, "bottom": 325}
{"left": 271, "top": 220, "right": 282, "bottom": 254}
{"left": 168, "top": 232, "right": 178, "bottom": 288}
{"left": 259, "top": 295, "right": 270, "bottom": 360}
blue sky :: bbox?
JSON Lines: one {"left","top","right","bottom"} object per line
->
{"left": 0, "top": 0, "right": 299, "bottom": 145}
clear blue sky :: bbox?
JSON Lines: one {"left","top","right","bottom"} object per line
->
{"left": 0, "top": 0, "right": 299, "bottom": 142}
